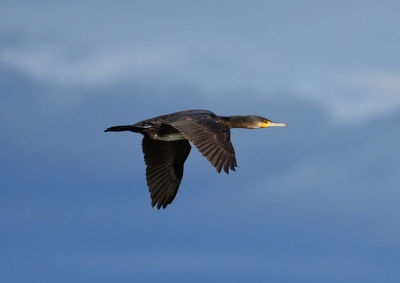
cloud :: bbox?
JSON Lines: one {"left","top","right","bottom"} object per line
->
{"left": 3, "top": 42, "right": 400, "bottom": 124}
{"left": 0, "top": 43, "right": 190, "bottom": 86}
{"left": 292, "top": 70, "right": 400, "bottom": 123}
{"left": 345, "top": 70, "right": 400, "bottom": 114}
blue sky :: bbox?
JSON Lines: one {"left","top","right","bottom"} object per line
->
{"left": 1, "top": 1, "right": 400, "bottom": 282}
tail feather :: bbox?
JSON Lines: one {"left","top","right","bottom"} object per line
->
{"left": 104, "top": 125, "right": 142, "bottom": 132}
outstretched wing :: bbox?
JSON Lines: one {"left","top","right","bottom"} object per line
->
{"left": 142, "top": 137, "right": 191, "bottom": 209}
{"left": 165, "top": 113, "right": 237, "bottom": 174}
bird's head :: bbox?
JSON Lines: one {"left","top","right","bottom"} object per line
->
{"left": 246, "top": 116, "right": 286, "bottom": 129}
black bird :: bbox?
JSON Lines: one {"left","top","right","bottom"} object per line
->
{"left": 105, "top": 109, "right": 285, "bottom": 209}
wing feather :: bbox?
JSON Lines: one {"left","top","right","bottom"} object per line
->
{"left": 142, "top": 137, "right": 191, "bottom": 209}
{"left": 164, "top": 113, "right": 238, "bottom": 174}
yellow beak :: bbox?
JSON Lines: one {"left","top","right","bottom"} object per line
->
{"left": 260, "top": 121, "right": 286, "bottom": 128}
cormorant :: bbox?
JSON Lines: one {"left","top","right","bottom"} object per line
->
{"left": 105, "top": 109, "right": 285, "bottom": 209}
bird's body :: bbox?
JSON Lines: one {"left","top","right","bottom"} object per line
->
{"left": 105, "top": 109, "right": 285, "bottom": 209}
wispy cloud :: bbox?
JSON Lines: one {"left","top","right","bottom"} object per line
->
{"left": 2, "top": 43, "right": 400, "bottom": 123}
{"left": 0, "top": 43, "right": 190, "bottom": 86}
{"left": 291, "top": 68, "right": 400, "bottom": 123}
{"left": 341, "top": 70, "right": 400, "bottom": 119}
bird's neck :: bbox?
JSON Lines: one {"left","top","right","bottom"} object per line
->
{"left": 217, "top": 116, "right": 251, "bottom": 128}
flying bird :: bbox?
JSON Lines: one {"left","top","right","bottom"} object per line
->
{"left": 105, "top": 109, "right": 285, "bottom": 209}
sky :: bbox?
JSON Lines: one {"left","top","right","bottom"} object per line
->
{"left": 1, "top": 1, "right": 400, "bottom": 282}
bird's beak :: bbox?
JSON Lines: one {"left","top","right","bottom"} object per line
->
{"left": 260, "top": 121, "right": 286, "bottom": 128}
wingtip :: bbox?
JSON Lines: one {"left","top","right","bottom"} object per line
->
{"left": 223, "top": 163, "right": 229, "bottom": 174}
{"left": 155, "top": 200, "right": 166, "bottom": 210}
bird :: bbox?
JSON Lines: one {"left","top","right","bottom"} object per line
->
{"left": 105, "top": 109, "right": 285, "bottom": 209}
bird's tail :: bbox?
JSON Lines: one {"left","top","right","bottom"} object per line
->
{"left": 104, "top": 125, "right": 143, "bottom": 133}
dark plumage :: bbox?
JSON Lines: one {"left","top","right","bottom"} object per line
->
{"left": 105, "top": 109, "right": 285, "bottom": 209}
